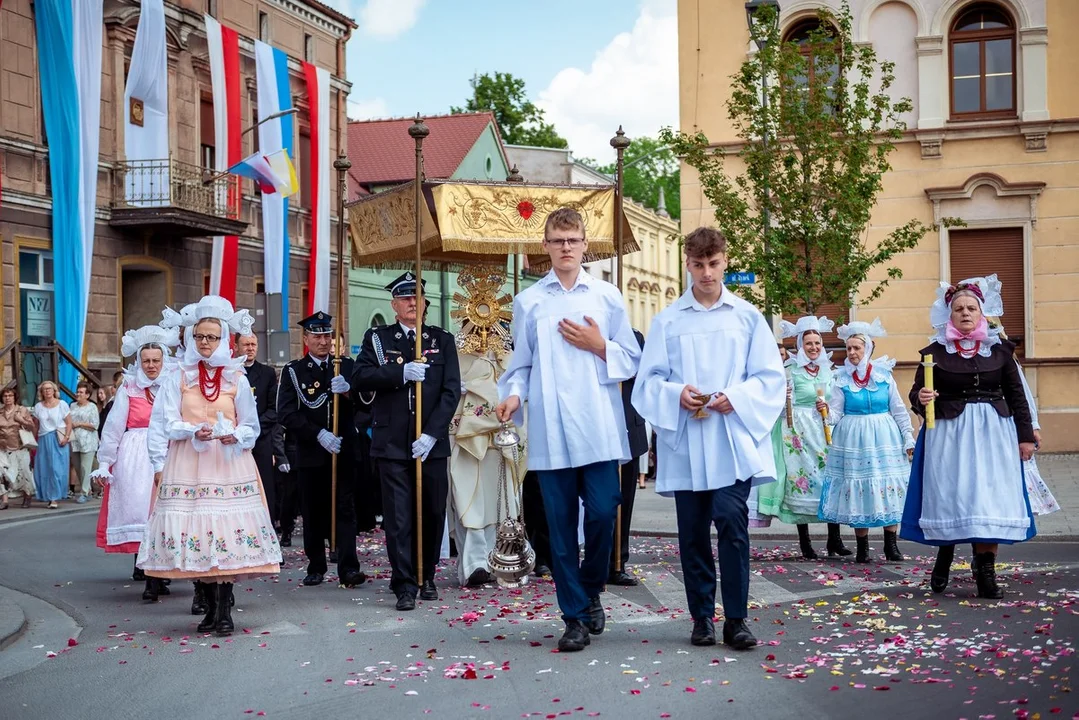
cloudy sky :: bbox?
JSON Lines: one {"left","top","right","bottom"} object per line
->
{"left": 321, "top": 0, "right": 678, "bottom": 163}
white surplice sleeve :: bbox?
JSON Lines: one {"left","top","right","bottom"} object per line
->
{"left": 596, "top": 293, "right": 641, "bottom": 385}
{"left": 498, "top": 295, "right": 533, "bottom": 410}
{"left": 887, "top": 378, "right": 916, "bottom": 450}
{"left": 148, "top": 372, "right": 201, "bottom": 472}
{"left": 630, "top": 314, "right": 684, "bottom": 434}
{"left": 719, "top": 312, "right": 786, "bottom": 444}
{"left": 95, "top": 389, "right": 130, "bottom": 471}
{"left": 828, "top": 384, "right": 845, "bottom": 426}
{"left": 1016, "top": 360, "right": 1040, "bottom": 430}
{"left": 231, "top": 374, "right": 260, "bottom": 450}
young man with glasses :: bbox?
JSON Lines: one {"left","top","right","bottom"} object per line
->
{"left": 631, "top": 227, "right": 785, "bottom": 650}
{"left": 496, "top": 207, "right": 641, "bottom": 652}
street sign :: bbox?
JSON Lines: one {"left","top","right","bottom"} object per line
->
{"left": 725, "top": 272, "right": 756, "bottom": 285}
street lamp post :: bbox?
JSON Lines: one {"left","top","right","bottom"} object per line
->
{"left": 745, "top": 0, "right": 780, "bottom": 323}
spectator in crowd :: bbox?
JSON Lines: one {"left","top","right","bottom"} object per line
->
{"left": 0, "top": 387, "right": 36, "bottom": 509}
{"left": 68, "top": 382, "right": 100, "bottom": 503}
{"left": 32, "top": 381, "right": 71, "bottom": 509}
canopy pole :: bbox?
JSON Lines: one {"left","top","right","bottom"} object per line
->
{"left": 408, "top": 116, "right": 430, "bottom": 583}
{"left": 330, "top": 154, "right": 351, "bottom": 552}
{"left": 610, "top": 126, "right": 631, "bottom": 573}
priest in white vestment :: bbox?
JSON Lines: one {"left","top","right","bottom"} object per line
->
{"left": 631, "top": 227, "right": 785, "bottom": 651}
{"left": 448, "top": 268, "right": 528, "bottom": 587}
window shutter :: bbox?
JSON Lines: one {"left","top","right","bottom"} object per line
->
{"left": 949, "top": 227, "right": 1025, "bottom": 353}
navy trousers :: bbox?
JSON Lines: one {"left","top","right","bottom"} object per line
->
{"left": 537, "top": 460, "right": 621, "bottom": 624}
{"left": 674, "top": 480, "right": 752, "bottom": 621}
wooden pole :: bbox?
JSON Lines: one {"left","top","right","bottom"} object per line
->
{"left": 408, "top": 116, "right": 430, "bottom": 582}
{"left": 331, "top": 155, "right": 351, "bottom": 551}
{"left": 610, "top": 126, "right": 630, "bottom": 573}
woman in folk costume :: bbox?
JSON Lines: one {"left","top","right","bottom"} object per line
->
{"left": 448, "top": 271, "right": 528, "bottom": 587}
{"left": 137, "top": 296, "right": 281, "bottom": 636}
{"left": 902, "top": 277, "right": 1036, "bottom": 599}
{"left": 92, "top": 324, "right": 179, "bottom": 601}
{"left": 818, "top": 319, "right": 913, "bottom": 563}
{"left": 757, "top": 317, "right": 852, "bottom": 559}
{"left": 747, "top": 344, "right": 788, "bottom": 529}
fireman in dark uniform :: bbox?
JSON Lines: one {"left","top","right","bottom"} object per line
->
{"left": 277, "top": 312, "right": 366, "bottom": 588}
{"left": 352, "top": 273, "right": 461, "bottom": 611}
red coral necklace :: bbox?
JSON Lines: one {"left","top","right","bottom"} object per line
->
{"left": 851, "top": 363, "right": 873, "bottom": 389}
{"left": 957, "top": 341, "right": 981, "bottom": 359}
{"left": 198, "top": 362, "right": 223, "bottom": 402}
{"left": 804, "top": 363, "right": 820, "bottom": 378}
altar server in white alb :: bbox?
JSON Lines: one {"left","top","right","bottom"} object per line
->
{"left": 496, "top": 207, "right": 641, "bottom": 653}
{"left": 632, "top": 227, "right": 785, "bottom": 650}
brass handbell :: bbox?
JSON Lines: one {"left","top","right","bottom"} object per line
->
{"left": 486, "top": 421, "right": 534, "bottom": 587}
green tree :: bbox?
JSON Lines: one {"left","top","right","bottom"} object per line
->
{"left": 452, "top": 72, "right": 568, "bottom": 149}
{"left": 661, "top": 1, "right": 947, "bottom": 318}
{"left": 596, "top": 136, "right": 680, "bottom": 219}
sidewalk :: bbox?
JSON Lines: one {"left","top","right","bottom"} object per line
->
{"left": 0, "top": 495, "right": 102, "bottom": 525}
{"left": 629, "top": 453, "right": 1079, "bottom": 541}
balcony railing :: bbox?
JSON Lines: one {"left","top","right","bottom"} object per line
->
{"left": 109, "top": 157, "right": 248, "bottom": 237}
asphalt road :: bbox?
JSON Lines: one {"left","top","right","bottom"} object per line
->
{"left": 0, "top": 509, "right": 1075, "bottom": 720}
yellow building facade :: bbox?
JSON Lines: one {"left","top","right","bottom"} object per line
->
{"left": 677, "top": 0, "right": 1079, "bottom": 451}
{"left": 622, "top": 199, "right": 683, "bottom": 335}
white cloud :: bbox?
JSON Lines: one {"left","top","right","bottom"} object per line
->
{"left": 347, "top": 97, "right": 390, "bottom": 120}
{"left": 358, "top": 0, "right": 427, "bottom": 39}
{"left": 536, "top": 0, "right": 678, "bottom": 163}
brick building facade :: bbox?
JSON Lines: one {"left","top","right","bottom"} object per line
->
{"left": 0, "top": 0, "right": 354, "bottom": 387}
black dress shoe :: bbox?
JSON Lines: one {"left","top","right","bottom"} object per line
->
{"left": 132, "top": 567, "right": 146, "bottom": 582}
{"left": 930, "top": 544, "right": 955, "bottom": 594}
{"left": 419, "top": 580, "right": 439, "bottom": 601}
{"left": 142, "top": 578, "right": 159, "bottom": 602}
{"left": 557, "top": 620, "right": 591, "bottom": 652}
{"left": 279, "top": 535, "right": 292, "bottom": 548}
{"left": 585, "top": 596, "right": 605, "bottom": 635}
{"left": 157, "top": 579, "right": 171, "bottom": 596}
{"left": 691, "top": 617, "right": 717, "bottom": 646}
{"left": 191, "top": 581, "right": 209, "bottom": 615}
{"left": 722, "top": 618, "right": 758, "bottom": 650}
{"left": 466, "top": 569, "right": 492, "bottom": 587}
{"left": 608, "top": 570, "right": 640, "bottom": 587}
{"left": 302, "top": 573, "right": 324, "bottom": 586}
{"left": 533, "top": 564, "right": 551, "bottom": 578}
{"left": 340, "top": 571, "right": 367, "bottom": 588}
{"left": 396, "top": 592, "right": 417, "bottom": 611}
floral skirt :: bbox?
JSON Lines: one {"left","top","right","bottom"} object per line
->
{"left": 818, "top": 413, "right": 909, "bottom": 528}
{"left": 136, "top": 438, "right": 281, "bottom": 580}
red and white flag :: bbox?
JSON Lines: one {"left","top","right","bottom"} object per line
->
{"left": 205, "top": 15, "right": 241, "bottom": 303}
{"left": 302, "top": 61, "right": 330, "bottom": 315}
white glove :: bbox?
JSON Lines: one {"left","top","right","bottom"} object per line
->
{"left": 411, "top": 433, "right": 437, "bottom": 461}
{"left": 403, "top": 362, "right": 428, "bottom": 383}
{"left": 89, "top": 467, "right": 113, "bottom": 484}
{"left": 460, "top": 380, "right": 468, "bottom": 394}
{"left": 330, "top": 375, "right": 350, "bottom": 394}
{"left": 277, "top": 463, "right": 290, "bottom": 473}
{"left": 317, "top": 429, "right": 342, "bottom": 454}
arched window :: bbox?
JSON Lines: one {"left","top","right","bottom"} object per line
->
{"left": 784, "top": 19, "right": 839, "bottom": 98}
{"left": 370, "top": 313, "right": 386, "bottom": 329}
{"left": 949, "top": 3, "right": 1016, "bottom": 119}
